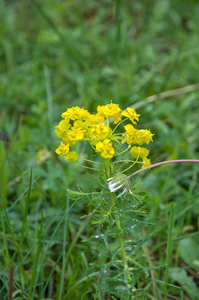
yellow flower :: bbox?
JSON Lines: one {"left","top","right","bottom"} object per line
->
{"left": 135, "top": 129, "right": 154, "bottom": 145}
{"left": 55, "top": 119, "right": 71, "bottom": 138}
{"left": 55, "top": 102, "right": 154, "bottom": 164}
{"left": 121, "top": 107, "right": 140, "bottom": 124}
{"left": 129, "top": 146, "right": 149, "bottom": 158}
{"left": 84, "top": 112, "right": 104, "bottom": 125}
{"left": 67, "top": 128, "right": 85, "bottom": 144}
{"left": 97, "top": 103, "right": 121, "bottom": 124}
{"left": 62, "top": 107, "right": 89, "bottom": 121}
{"left": 142, "top": 157, "right": 151, "bottom": 168}
{"left": 55, "top": 142, "right": 69, "bottom": 156}
{"left": 90, "top": 123, "right": 110, "bottom": 139}
{"left": 65, "top": 151, "right": 78, "bottom": 162}
{"left": 122, "top": 125, "right": 153, "bottom": 146}
{"left": 122, "top": 124, "right": 137, "bottom": 145}
{"left": 96, "top": 139, "right": 115, "bottom": 158}
{"left": 61, "top": 110, "right": 70, "bottom": 121}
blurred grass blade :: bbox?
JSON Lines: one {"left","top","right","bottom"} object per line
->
{"left": 115, "top": 0, "right": 122, "bottom": 63}
{"left": 58, "top": 196, "right": 69, "bottom": 300}
{"left": 39, "top": 241, "right": 68, "bottom": 300}
{"left": 3, "top": 198, "right": 27, "bottom": 285}
{"left": 164, "top": 202, "right": 174, "bottom": 300}
{"left": 19, "top": 168, "right": 32, "bottom": 249}
{"left": 8, "top": 265, "right": 14, "bottom": 300}
{"left": 1, "top": 210, "right": 10, "bottom": 267}
{"left": 0, "top": 177, "right": 39, "bottom": 223}
{"left": 29, "top": 211, "right": 43, "bottom": 296}
{"left": 0, "top": 141, "right": 9, "bottom": 207}
{"left": 64, "top": 217, "right": 90, "bottom": 267}
{"left": 64, "top": 271, "right": 100, "bottom": 299}
{"left": 32, "top": 200, "right": 78, "bottom": 297}
{"left": 43, "top": 65, "right": 53, "bottom": 131}
{"left": 94, "top": 278, "right": 100, "bottom": 300}
{"left": 29, "top": 0, "right": 86, "bottom": 69}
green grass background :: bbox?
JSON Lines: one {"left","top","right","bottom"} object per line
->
{"left": 0, "top": 0, "right": 199, "bottom": 299}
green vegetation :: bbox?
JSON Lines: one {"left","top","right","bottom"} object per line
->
{"left": 1, "top": 0, "right": 199, "bottom": 299}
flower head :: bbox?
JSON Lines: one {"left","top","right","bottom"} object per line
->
{"left": 65, "top": 151, "right": 78, "bottom": 162}
{"left": 55, "top": 142, "right": 69, "bottom": 156}
{"left": 90, "top": 123, "right": 110, "bottom": 139}
{"left": 96, "top": 139, "right": 115, "bottom": 158}
{"left": 135, "top": 130, "right": 154, "bottom": 145}
{"left": 97, "top": 103, "right": 121, "bottom": 124}
{"left": 121, "top": 107, "right": 140, "bottom": 124}
{"left": 142, "top": 157, "right": 151, "bottom": 168}
{"left": 55, "top": 102, "right": 153, "bottom": 169}
{"left": 129, "top": 146, "right": 149, "bottom": 159}
{"left": 55, "top": 119, "right": 71, "bottom": 139}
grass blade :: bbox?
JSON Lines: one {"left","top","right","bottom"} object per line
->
{"left": 58, "top": 196, "right": 69, "bottom": 300}
{"left": 29, "top": 211, "right": 43, "bottom": 296}
{"left": 164, "top": 202, "right": 174, "bottom": 299}
{"left": 43, "top": 65, "right": 53, "bottom": 132}
{"left": 19, "top": 168, "right": 32, "bottom": 249}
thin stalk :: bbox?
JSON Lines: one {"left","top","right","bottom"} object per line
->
{"left": 58, "top": 196, "right": 69, "bottom": 300}
{"left": 8, "top": 265, "right": 14, "bottom": 300}
{"left": 106, "top": 158, "right": 131, "bottom": 283}
{"left": 129, "top": 159, "right": 199, "bottom": 179}
{"left": 29, "top": 212, "right": 43, "bottom": 296}
{"left": 164, "top": 202, "right": 174, "bottom": 300}
{"left": 115, "top": 0, "right": 122, "bottom": 63}
{"left": 110, "top": 193, "right": 131, "bottom": 283}
{"left": 19, "top": 168, "right": 32, "bottom": 249}
{"left": 1, "top": 211, "right": 10, "bottom": 267}
{"left": 43, "top": 65, "right": 53, "bottom": 133}
{"left": 3, "top": 201, "right": 26, "bottom": 285}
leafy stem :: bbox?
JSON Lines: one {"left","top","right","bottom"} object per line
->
{"left": 106, "top": 158, "right": 131, "bottom": 283}
{"left": 110, "top": 192, "right": 131, "bottom": 283}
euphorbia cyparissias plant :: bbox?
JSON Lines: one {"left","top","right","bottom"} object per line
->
{"left": 55, "top": 102, "right": 199, "bottom": 296}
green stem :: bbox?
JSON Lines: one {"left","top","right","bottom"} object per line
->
{"left": 106, "top": 158, "right": 131, "bottom": 283}
{"left": 1, "top": 210, "right": 10, "bottom": 267}
{"left": 165, "top": 202, "right": 174, "bottom": 300}
{"left": 110, "top": 192, "right": 131, "bottom": 283}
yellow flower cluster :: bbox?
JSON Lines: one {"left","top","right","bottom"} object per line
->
{"left": 55, "top": 103, "right": 154, "bottom": 167}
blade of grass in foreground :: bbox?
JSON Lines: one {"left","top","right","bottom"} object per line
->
{"left": 43, "top": 65, "right": 53, "bottom": 132}
{"left": 3, "top": 198, "right": 27, "bottom": 286}
{"left": 19, "top": 168, "right": 32, "bottom": 249}
{"left": 31, "top": 199, "right": 80, "bottom": 298}
{"left": 1, "top": 210, "right": 10, "bottom": 267}
{"left": 164, "top": 202, "right": 174, "bottom": 299}
{"left": 29, "top": 211, "right": 43, "bottom": 297}
{"left": 58, "top": 195, "right": 69, "bottom": 300}
{"left": 63, "top": 271, "right": 101, "bottom": 299}
{"left": 64, "top": 217, "right": 90, "bottom": 267}
{"left": 0, "top": 177, "right": 39, "bottom": 223}
{"left": 55, "top": 218, "right": 91, "bottom": 300}
{"left": 39, "top": 241, "right": 68, "bottom": 300}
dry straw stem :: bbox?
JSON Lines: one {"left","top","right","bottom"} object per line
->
{"left": 132, "top": 83, "right": 199, "bottom": 110}
{"left": 129, "top": 159, "right": 199, "bottom": 179}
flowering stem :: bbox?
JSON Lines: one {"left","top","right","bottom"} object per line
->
{"left": 129, "top": 159, "right": 199, "bottom": 179}
{"left": 110, "top": 193, "right": 131, "bottom": 283}
{"left": 106, "top": 158, "right": 131, "bottom": 283}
